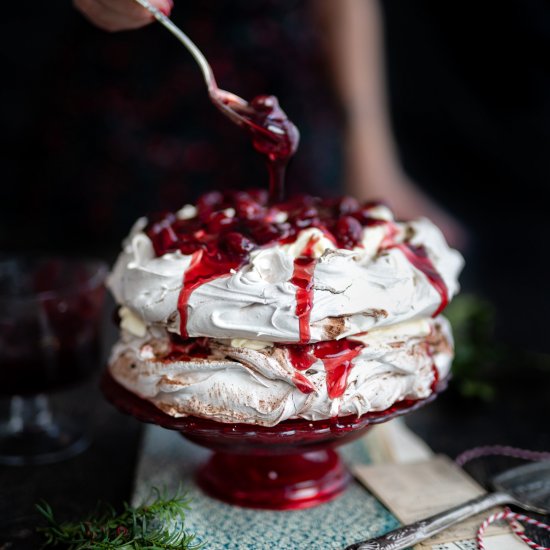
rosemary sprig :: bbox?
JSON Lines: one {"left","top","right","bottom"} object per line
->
{"left": 36, "top": 487, "right": 203, "bottom": 549}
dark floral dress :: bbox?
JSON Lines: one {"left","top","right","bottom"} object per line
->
{"left": 1, "top": 1, "right": 343, "bottom": 256}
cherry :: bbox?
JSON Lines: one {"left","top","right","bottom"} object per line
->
{"left": 234, "top": 193, "right": 265, "bottom": 220}
{"left": 145, "top": 190, "right": 391, "bottom": 258}
{"left": 297, "top": 205, "right": 319, "bottom": 220}
{"left": 245, "top": 220, "right": 283, "bottom": 245}
{"left": 147, "top": 218, "right": 179, "bottom": 256}
{"left": 335, "top": 196, "right": 360, "bottom": 215}
{"left": 246, "top": 188, "right": 269, "bottom": 205}
{"left": 335, "top": 216, "right": 363, "bottom": 248}
{"left": 207, "top": 211, "right": 236, "bottom": 233}
{"left": 247, "top": 95, "right": 297, "bottom": 160}
{"left": 220, "top": 232, "right": 255, "bottom": 258}
{"left": 250, "top": 94, "right": 278, "bottom": 112}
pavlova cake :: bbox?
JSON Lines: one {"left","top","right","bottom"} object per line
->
{"left": 107, "top": 190, "right": 463, "bottom": 426}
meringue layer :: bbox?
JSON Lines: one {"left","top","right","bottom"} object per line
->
{"left": 109, "top": 316, "right": 453, "bottom": 426}
{"left": 108, "top": 212, "right": 463, "bottom": 343}
{"left": 108, "top": 201, "right": 463, "bottom": 425}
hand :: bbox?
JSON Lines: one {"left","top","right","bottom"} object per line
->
{"left": 346, "top": 124, "right": 470, "bottom": 251}
{"left": 73, "top": 0, "right": 173, "bottom": 32}
{"left": 352, "top": 167, "right": 470, "bottom": 251}
{"left": 378, "top": 172, "right": 470, "bottom": 251}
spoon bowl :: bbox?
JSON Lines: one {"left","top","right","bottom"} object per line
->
{"left": 493, "top": 460, "right": 550, "bottom": 515}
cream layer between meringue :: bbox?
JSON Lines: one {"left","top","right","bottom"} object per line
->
{"left": 109, "top": 316, "right": 453, "bottom": 426}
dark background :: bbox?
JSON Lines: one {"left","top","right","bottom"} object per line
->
{"left": 1, "top": 0, "right": 549, "bottom": 350}
{"left": 0, "top": 1, "right": 549, "bottom": 547}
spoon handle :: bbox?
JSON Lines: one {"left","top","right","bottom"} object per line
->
{"left": 132, "top": 0, "right": 216, "bottom": 93}
{"left": 345, "top": 491, "right": 512, "bottom": 550}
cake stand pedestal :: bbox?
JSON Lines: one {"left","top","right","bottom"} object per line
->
{"left": 101, "top": 371, "right": 447, "bottom": 510}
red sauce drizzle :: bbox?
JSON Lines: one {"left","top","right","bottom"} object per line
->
{"left": 381, "top": 223, "right": 449, "bottom": 317}
{"left": 286, "top": 344, "right": 317, "bottom": 372}
{"left": 398, "top": 244, "right": 449, "bottom": 317}
{"left": 146, "top": 196, "right": 449, "bottom": 340}
{"left": 177, "top": 250, "right": 242, "bottom": 338}
{"left": 282, "top": 339, "right": 364, "bottom": 398}
{"left": 430, "top": 363, "right": 440, "bottom": 393}
{"left": 291, "top": 236, "right": 319, "bottom": 344}
{"left": 313, "top": 340, "right": 364, "bottom": 399}
{"left": 292, "top": 372, "right": 316, "bottom": 395}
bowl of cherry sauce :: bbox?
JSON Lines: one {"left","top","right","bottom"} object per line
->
{"left": 0, "top": 257, "right": 107, "bottom": 465}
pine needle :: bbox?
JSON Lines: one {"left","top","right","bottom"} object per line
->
{"left": 36, "top": 486, "right": 203, "bottom": 550}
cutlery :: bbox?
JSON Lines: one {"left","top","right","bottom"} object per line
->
{"left": 346, "top": 460, "right": 550, "bottom": 550}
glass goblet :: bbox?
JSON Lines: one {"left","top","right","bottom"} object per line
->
{"left": 0, "top": 257, "right": 107, "bottom": 465}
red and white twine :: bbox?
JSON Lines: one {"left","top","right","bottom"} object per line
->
{"left": 454, "top": 446, "right": 550, "bottom": 550}
{"left": 455, "top": 445, "right": 550, "bottom": 468}
{"left": 476, "top": 508, "right": 550, "bottom": 550}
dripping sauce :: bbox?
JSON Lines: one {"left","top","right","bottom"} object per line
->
{"left": 282, "top": 339, "right": 364, "bottom": 399}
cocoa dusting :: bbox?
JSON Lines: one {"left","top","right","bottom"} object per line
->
{"left": 321, "top": 316, "right": 346, "bottom": 339}
{"left": 361, "top": 308, "right": 389, "bottom": 320}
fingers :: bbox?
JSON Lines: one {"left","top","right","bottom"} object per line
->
{"left": 73, "top": 0, "right": 173, "bottom": 32}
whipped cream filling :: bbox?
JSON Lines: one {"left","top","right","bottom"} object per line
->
{"left": 108, "top": 214, "right": 463, "bottom": 343}
{"left": 109, "top": 316, "right": 453, "bottom": 426}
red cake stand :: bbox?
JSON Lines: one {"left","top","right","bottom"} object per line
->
{"left": 101, "top": 371, "right": 447, "bottom": 510}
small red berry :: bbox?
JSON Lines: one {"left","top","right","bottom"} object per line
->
{"left": 221, "top": 232, "right": 255, "bottom": 257}
{"left": 335, "top": 216, "right": 363, "bottom": 248}
{"left": 234, "top": 194, "right": 264, "bottom": 220}
{"left": 336, "top": 196, "right": 360, "bottom": 215}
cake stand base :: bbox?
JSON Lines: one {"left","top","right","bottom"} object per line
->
{"left": 101, "top": 370, "right": 448, "bottom": 510}
{"left": 197, "top": 448, "right": 351, "bottom": 510}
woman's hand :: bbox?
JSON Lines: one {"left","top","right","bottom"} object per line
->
{"left": 315, "top": 0, "right": 469, "bottom": 251}
{"left": 358, "top": 168, "right": 470, "bottom": 251}
{"left": 73, "top": 0, "right": 173, "bottom": 32}
{"left": 346, "top": 121, "right": 470, "bottom": 251}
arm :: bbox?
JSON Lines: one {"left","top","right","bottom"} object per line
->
{"left": 73, "top": 0, "right": 172, "bottom": 32}
{"left": 313, "top": 0, "right": 467, "bottom": 249}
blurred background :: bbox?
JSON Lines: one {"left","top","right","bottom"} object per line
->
{"left": 1, "top": 0, "right": 549, "bottom": 354}
{"left": 0, "top": 2, "right": 548, "bottom": 546}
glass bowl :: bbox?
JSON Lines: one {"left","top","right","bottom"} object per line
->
{"left": 101, "top": 370, "right": 447, "bottom": 510}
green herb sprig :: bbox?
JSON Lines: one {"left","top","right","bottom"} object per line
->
{"left": 36, "top": 487, "right": 203, "bottom": 550}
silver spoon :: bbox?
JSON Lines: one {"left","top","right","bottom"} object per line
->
{"left": 346, "top": 460, "right": 550, "bottom": 550}
{"left": 132, "top": 0, "right": 275, "bottom": 138}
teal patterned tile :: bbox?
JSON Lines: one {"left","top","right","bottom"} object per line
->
{"left": 133, "top": 425, "right": 400, "bottom": 549}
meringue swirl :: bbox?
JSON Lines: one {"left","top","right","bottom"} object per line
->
{"left": 107, "top": 198, "right": 463, "bottom": 425}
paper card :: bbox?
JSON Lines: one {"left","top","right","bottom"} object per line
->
{"left": 366, "top": 419, "right": 434, "bottom": 465}
{"left": 431, "top": 534, "right": 526, "bottom": 550}
{"left": 352, "top": 455, "right": 518, "bottom": 547}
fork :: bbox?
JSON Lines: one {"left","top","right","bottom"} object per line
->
{"left": 132, "top": 0, "right": 274, "bottom": 137}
